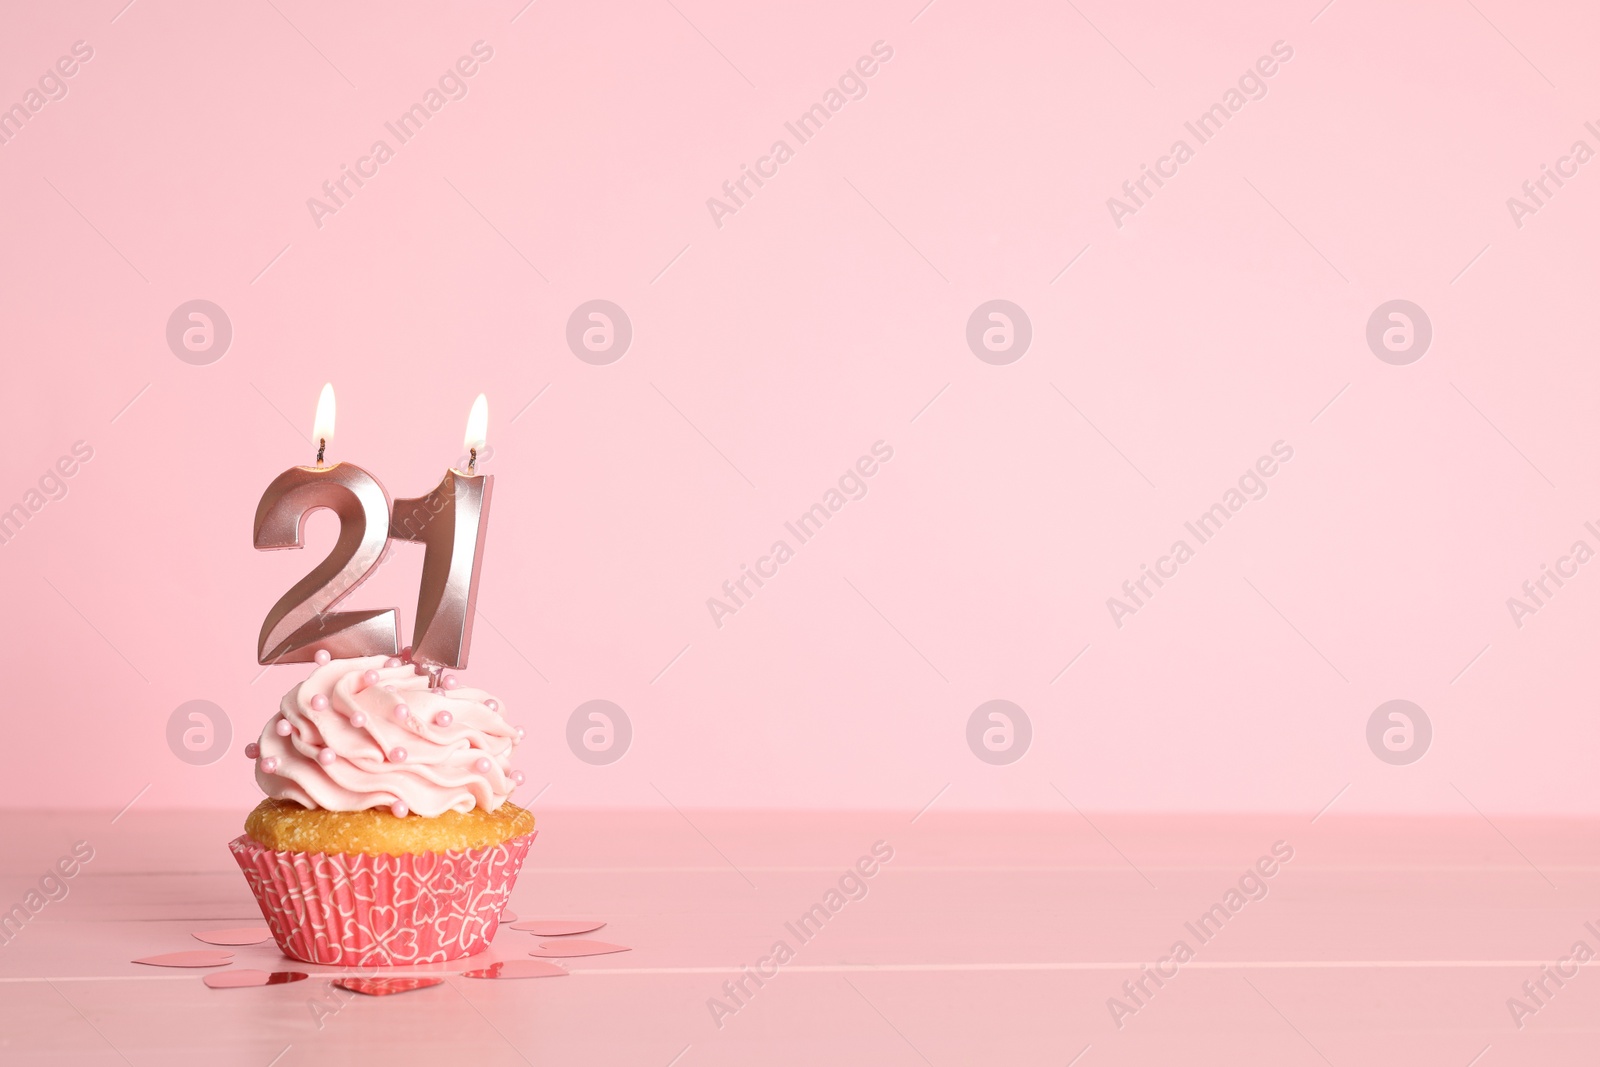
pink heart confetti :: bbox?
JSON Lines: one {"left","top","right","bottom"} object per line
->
{"left": 332, "top": 976, "right": 445, "bottom": 997}
{"left": 498, "top": 909, "right": 518, "bottom": 924}
{"left": 192, "top": 927, "right": 273, "bottom": 946}
{"left": 462, "top": 960, "right": 569, "bottom": 980}
{"left": 133, "top": 951, "right": 234, "bottom": 968}
{"left": 529, "top": 939, "right": 631, "bottom": 958}
{"left": 204, "top": 969, "right": 309, "bottom": 989}
{"left": 512, "top": 919, "right": 607, "bottom": 936}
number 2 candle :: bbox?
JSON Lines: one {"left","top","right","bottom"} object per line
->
{"left": 252, "top": 384, "right": 401, "bottom": 664}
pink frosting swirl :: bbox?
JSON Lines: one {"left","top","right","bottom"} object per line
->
{"left": 255, "top": 656, "right": 518, "bottom": 817}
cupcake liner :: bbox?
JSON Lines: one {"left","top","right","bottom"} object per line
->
{"left": 228, "top": 831, "right": 535, "bottom": 966}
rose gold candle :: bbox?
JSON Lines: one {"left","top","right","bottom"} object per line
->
{"left": 253, "top": 384, "right": 400, "bottom": 665}
{"left": 390, "top": 393, "right": 494, "bottom": 671}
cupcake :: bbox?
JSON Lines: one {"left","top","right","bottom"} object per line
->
{"left": 230, "top": 654, "right": 534, "bottom": 966}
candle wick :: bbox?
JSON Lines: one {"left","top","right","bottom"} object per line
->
{"left": 468, "top": 447, "right": 477, "bottom": 475}
{"left": 316, "top": 438, "right": 326, "bottom": 466}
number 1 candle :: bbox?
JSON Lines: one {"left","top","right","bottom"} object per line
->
{"left": 389, "top": 394, "right": 494, "bottom": 672}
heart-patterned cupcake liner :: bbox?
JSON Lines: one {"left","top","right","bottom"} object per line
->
{"left": 228, "top": 831, "right": 535, "bottom": 966}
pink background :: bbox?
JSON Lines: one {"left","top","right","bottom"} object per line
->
{"left": 1, "top": 0, "right": 1595, "bottom": 815}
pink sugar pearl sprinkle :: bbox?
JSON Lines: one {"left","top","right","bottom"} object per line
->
{"left": 274, "top": 719, "right": 292, "bottom": 736}
{"left": 309, "top": 694, "right": 329, "bottom": 711}
{"left": 473, "top": 757, "right": 491, "bottom": 774}
{"left": 442, "top": 674, "right": 460, "bottom": 690}
{"left": 389, "top": 747, "right": 408, "bottom": 763}
{"left": 390, "top": 801, "right": 408, "bottom": 818}
{"left": 384, "top": 657, "right": 402, "bottom": 668}
{"left": 361, "top": 670, "right": 380, "bottom": 687}
{"left": 486, "top": 699, "right": 499, "bottom": 713}
{"left": 434, "top": 710, "right": 453, "bottom": 727}
{"left": 349, "top": 711, "right": 366, "bottom": 728}
{"left": 393, "top": 704, "right": 410, "bottom": 721}
{"left": 314, "top": 650, "right": 331, "bottom": 665}
{"left": 317, "top": 748, "right": 336, "bottom": 766}
{"left": 243, "top": 742, "right": 260, "bottom": 759}
{"left": 259, "top": 756, "right": 279, "bottom": 774}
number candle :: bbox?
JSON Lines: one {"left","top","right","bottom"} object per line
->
{"left": 253, "top": 384, "right": 401, "bottom": 665}
{"left": 389, "top": 394, "right": 494, "bottom": 672}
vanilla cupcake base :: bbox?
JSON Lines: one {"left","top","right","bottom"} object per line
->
{"left": 245, "top": 797, "right": 534, "bottom": 856}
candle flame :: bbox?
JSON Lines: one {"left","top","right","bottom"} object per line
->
{"left": 463, "top": 393, "right": 489, "bottom": 453}
{"left": 312, "top": 383, "right": 336, "bottom": 463}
